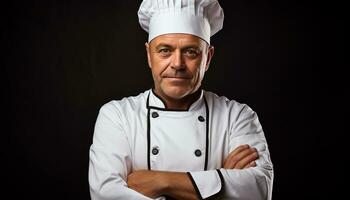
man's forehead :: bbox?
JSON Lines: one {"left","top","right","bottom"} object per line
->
{"left": 150, "top": 33, "right": 207, "bottom": 47}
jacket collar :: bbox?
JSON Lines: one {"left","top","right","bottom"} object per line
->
{"left": 148, "top": 89, "right": 204, "bottom": 112}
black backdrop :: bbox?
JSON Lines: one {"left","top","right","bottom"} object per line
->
{"left": 2, "top": 0, "right": 345, "bottom": 199}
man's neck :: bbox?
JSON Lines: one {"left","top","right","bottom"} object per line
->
{"left": 153, "top": 89, "right": 201, "bottom": 110}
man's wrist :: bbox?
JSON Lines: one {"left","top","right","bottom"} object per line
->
{"left": 156, "top": 171, "right": 171, "bottom": 195}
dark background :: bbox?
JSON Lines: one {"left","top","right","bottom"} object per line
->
{"left": 2, "top": 0, "right": 345, "bottom": 199}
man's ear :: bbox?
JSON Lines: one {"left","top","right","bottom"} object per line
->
{"left": 205, "top": 45, "right": 215, "bottom": 71}
{"left": 145, "top": 42, "right": 152, "bottom": 69}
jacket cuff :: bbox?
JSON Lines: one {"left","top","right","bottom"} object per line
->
{"left": 187, "top": 169, "right": 224, "bottom": 199}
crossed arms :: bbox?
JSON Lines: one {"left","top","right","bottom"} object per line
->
{"left": 127, "top": 144, "right": 259, "bottom": 200}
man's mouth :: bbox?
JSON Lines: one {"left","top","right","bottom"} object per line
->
{"left": 163, "top": 75, "right": 191, "bottom": 79}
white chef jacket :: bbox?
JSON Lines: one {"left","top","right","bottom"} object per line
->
{"left": 89, "top": 89, "right": 273, "bottom": 200}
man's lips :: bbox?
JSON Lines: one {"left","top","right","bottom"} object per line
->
{"left": 163, "top": 76, "right": 191, "bottom": 79}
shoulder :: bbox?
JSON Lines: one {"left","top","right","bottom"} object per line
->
{"left": 203, "top": 90, "right": 247, "bottom": 109}
{"left": 99, "top": 90, "right": 149, "bottom": 116}
{"left": 203, "top": 90, "right": 256, "bottom": 117}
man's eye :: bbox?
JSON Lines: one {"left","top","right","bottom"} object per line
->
{"left": 184, "top": 49, "right": 199, "bottom": 57}
{"left": 159, "top": 49, "right": 171, "bottom": 55}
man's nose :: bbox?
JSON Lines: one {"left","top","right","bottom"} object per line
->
{"left": 171, "top": 50, "right": 185, "bottom": 70}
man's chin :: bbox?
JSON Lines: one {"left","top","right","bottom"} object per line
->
{"left": 162, "top": 87, "right": 192, "bottom": 100}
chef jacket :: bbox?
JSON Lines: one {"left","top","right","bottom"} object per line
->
{"left": 89, "top": 89, "right": 274, "bottom": 200}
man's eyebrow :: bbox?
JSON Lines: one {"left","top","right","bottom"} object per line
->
{"left": 155, "top": 43, "right": 173, "bottom": 50}
{"left": 182, "top": 45, "right": 201, "bottom": 50}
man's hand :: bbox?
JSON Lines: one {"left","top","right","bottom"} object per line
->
{"left": 223, "top": 144, "right": 259, "bottom": 169}
{"left": 127, "top": 170, "right": 167, "bottom": 198}
{"left": 127, "top": 170, "right": 198, "bottom": 200}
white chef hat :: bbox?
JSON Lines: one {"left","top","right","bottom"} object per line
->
{"left": 138, "top": 0, "right": 224, "bottom": 44}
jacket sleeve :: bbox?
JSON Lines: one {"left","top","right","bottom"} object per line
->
{"left": 88, "top": 102, "right": 154, "bottom": 200}
{"left": 188, "top": 104, "right": 274, "bottom": 200}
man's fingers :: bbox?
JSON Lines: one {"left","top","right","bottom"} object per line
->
{"left": 223, "top": 144, "right": 250, "bottom": 165}
{"left": 223, "top": 146, "right": 258, "bottom": 169}
{"left": 243, "top": 161, "right": 257, "bottom": 169}
{"left": 235, "top": 151, "right": 259, "bottom": 169}
{"left": 226, "top": 148, "right": 257, "bottom": 169}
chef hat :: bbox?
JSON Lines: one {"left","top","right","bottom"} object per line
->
{"left": 138, "top": 0, "right": 224, "bottom": 44}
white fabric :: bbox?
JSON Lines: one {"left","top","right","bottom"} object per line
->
{"left": 88, "top": 89, "right": 274, "bottom": 199}
{"left": 138, "top": 0, "right": 224, "bottom": 44}
{"left": 189, "top": 170, "right": 222, "bottom": 198}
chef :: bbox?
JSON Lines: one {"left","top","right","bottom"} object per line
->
{"left": 89, "top": 0, "right": 274, "bottom": 199}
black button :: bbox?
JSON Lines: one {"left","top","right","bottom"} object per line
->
{"left": 194, "top": 149, "right": 202, "bottom": 157}
{"left": 152, "top": 147, "right": 159, "bottom": 155}
{"left": 198, "top": 116, "right": 205, "bottom": 122}
{"left": 152, "top": 112, "right": 159, "bottom": 118}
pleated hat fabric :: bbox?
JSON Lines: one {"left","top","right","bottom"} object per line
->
{"left": 138, "top": 0, "right": 224, "bottom": 44}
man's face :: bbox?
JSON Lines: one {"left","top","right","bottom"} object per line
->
{"left": 146, "top": 33, "right": 214, "bottom": 100}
